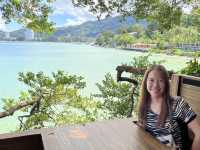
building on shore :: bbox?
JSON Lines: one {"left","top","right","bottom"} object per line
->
{"left": 25, "top": 29, "right": 34, "bottom": 40}
{"left": 5, "top": 32, "right": 10, "bottom": 39}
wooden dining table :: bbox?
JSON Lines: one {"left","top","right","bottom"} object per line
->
{"left": 0, "top": 118, "right": 170, "bottom": 150}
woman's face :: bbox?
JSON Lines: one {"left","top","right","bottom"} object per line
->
{"left": 146, "top": 70, "right": 165, "bottom": 99}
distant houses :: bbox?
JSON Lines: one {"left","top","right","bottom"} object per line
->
{"left": 124, "top": 43, "right": 200, "bottom": 52}
{"left": 0, "top": 29, "right": 35, "bottom": 41}
{"left": 175, "top": 43, "right": 200, "bottom": 51}
{"left": 128, "top": 32, "right": 138, "bottom": 36}
{"left": 24, "top": 29, "right": 34, "bottom": 40}
{"left": 5, "top": 32, "right": 10, "bottom": 39}
{"left": 125, "top": 43, "right": 156, "bottom": 52}
{"left": 1, "top": 32, "right": 16, "bottom": 41}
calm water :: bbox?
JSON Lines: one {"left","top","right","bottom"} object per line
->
{"left": 0, "top": 41, "right": 190, "bottom": 133}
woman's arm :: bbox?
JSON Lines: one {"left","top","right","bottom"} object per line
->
{"left": 188, "top": 118, "right": 200, "bottom": 150}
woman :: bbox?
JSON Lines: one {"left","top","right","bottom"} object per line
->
{"left": 138, "top": 65, "right": 200, "bottom": 150}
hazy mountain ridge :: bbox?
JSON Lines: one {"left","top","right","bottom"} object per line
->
{"left": 0, "top": 16, "right": 147, "bottom": 41}
{"left": 52, "top": 16, "right": 146, "bottom": 37}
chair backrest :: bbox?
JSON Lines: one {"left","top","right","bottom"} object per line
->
{"left": 170, "top": 74, "right": 200, "bottom": 148}
{"left": 170, "top": 74, "right": 200, "bottom": 122}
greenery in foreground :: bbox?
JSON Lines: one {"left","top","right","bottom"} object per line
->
{"left": 1, "top": 54, "right": 199, "bottom": 132}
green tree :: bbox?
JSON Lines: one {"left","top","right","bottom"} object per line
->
{"left": 0, "top": 71, "right": 102, "bottom": 131}
{"left": 1, "top": 0, "right": 198, "bottom": 33}
{"left": 190, "top": 7, "right": 200, "bottom": 32}
{"left": 145, "top": 21, "right": 158, "bottom": 39}
{"left": 181, "top": 14, "right": 194, "bottom": 27}
{"left": 128, "top": 24, "right": 144, "bottom": 38}
{"left": 95, "top": 73, "right": 132, "bottom": 118}
{"left": 165, "top": 26, "right": 200, "bottom": 44}
{"left": 117, "top": 27, "right": 128, "bottom": 34}
{"left": 0, "top": 0, "right": 55, "bottom": 33}
{"left": 95, "top": 31, "right": 114, "bottom": 47}
{"left": 180, "top": 58, "right": 200, "bottom": 77}
{"left": 72, "top": 0, "right": 196, "bottom": 32}
{"left": 94, "top": 54, "right": 165, "bottom": 118}
{"left": 180, "top": 7, "right": 200, "bottom": 32}
{"left": 115, "top": 33, "right": 135, "bottom": 47}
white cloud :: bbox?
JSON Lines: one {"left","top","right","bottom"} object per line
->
{"left": 51, "top": 0, "right": 96, "bottom": 26}
{"left": 182, "top": 5, "right": 193, "bottom": 14}
{"left": 0, "top": 15, "right": 6, "bottom": 31}
{"left": 1, "top": 0, "right": 97, "bottom": 31}
{"left": 64, "top": 16, "right": 88, "bottom": 27}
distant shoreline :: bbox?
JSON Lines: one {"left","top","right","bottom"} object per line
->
{"left": 119, "top": 47, "right": 148, "bottom": 52}
{"left": 0, "top": 41, "right": 198, "bottom": 59}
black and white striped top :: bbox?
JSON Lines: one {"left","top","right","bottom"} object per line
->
{"left": 145, "top": 96, "right": 197, "bottom": 150}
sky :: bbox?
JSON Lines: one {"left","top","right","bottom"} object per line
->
{"left": 0, "top": 0, "right": 97, "bottom": 32}
{"left": 0, "top": 0, "right": 193, "bottom": 32}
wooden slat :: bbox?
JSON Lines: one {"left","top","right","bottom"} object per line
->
{"left": 180, "top": 84, "right": 200, "bottom": 117}
{"left": 0, "top": 128, "right": 41, "bottom": 139}
{"left": 41, "top": 128, "right": 61, "bottom": 150}
{"left": 53, "top": 119, "right": 170, "bottom": 150}
{"left": 181, "top": 84, "right": 200, "bottom": 93}
{"left": 0, "top": 134, "right": 44, "bottom": 150}
{"left": 170, "top": 74, "right": 180, "bottom": 96}
{"left": 182, "top": 75, "right": 200, "bottom": 82}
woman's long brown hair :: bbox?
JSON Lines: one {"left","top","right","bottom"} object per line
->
{"left": 138, "top": 65, "right": 171, "bottom": 127}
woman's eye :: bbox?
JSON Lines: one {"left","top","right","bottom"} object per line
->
{"left": 159, "top": 79, "right": 164, "bottom": 82}
{"left": 149, "top": 79, "right": 154, "bottom": 82}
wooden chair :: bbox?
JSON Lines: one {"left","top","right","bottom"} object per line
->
{"left": 170, "top": 74, "right": 200, "bottom": 122}
{"left": 171, "top": 74, "right": 200, "bottom": 149}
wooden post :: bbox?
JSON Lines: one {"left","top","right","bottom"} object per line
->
{"left": 170, "top": 74, "right": 181, "bottom": 96}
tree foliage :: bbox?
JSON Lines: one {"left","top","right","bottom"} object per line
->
{"left": 165, "top": 26, "right": 200, "bottom": 44}
{"left": 190, "top": 7, "right": 200, "bottom": 32}
{"left": 72, "top": 0, "right": 196, "bottom": 31}
{"left": 95, "top": 73, "right": 132, "bottom": 118}
{"left": 94, "top": 54, "right": 165, "bottom": 118}
{"left": 128, "top": 24, "right": 144, "bottom": 38}
{"left": 115, "top": 33, "right": 135, "bottom": 47}
{"left": 0, "top": 0, "right": 55, "bottom": 33}
{"left": 180, "top": 58, "right": 200, "bottom": 77}
{"left": 1, "top": 70, "right": 102, "bottom": 131}
{"left": 95, "top": 31, "right": 114, "bottom": 47}
{"left": 0, "top": 0, "right": 198, "bottom": 32}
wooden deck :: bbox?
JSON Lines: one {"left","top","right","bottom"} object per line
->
{"left": 0, "top": 118, "right": 170, "bottom": 150}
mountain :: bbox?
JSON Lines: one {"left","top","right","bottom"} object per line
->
{"left": 10, "top": 29, "right": 27, "bottom": 40}
{"left": 0, "top": 31, "right": 5, "bottom": 40}
{"left": 46, "top": 16, "right": 147, "bottom": 41}
{"left": 2, "top": 16, "right": 147, "bottom": 41}
{"left": 53, "top": 16, "right": 146, "bottom": 37}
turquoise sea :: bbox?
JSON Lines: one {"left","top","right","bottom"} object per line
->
{"left": 0, "top": 41, "right": 191, "bottom": 133}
